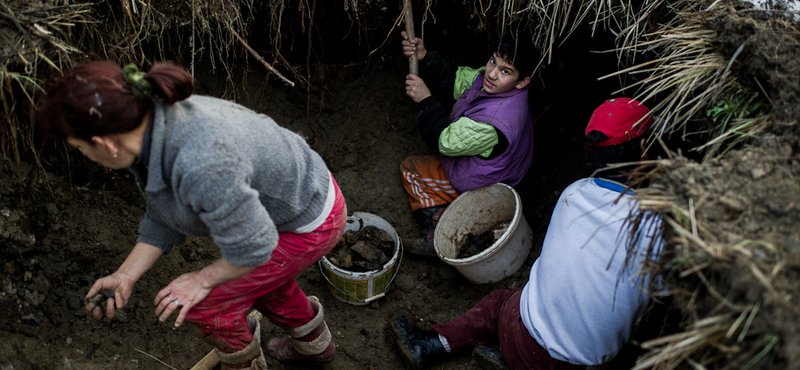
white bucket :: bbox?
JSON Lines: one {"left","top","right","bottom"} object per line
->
{"left": 434, "top": 183, "right": 533, "bottom": 284}
{"left": 319, "top": 212, "right": 402, "bottom": 305}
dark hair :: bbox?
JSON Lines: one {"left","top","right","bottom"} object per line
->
{"left": 495, "top": 35, "right": 538, "bottom": 80}
{"left": 37, "top": 61, "right": 194, "bottom": 141}
{"left": 585, "top": 130, "right": 645, "bottom": 173}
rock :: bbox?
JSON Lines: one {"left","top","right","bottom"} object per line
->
{"left": 0, "top": 359, "right": 14, "bottom": 370}
{"left": 23, "top": 290, "right": 45, "bottom": 306}
{"left": 304, "top": 268, "right": 321, "bottom": 283}
{"left": 1, "top": 280, "right": 13, "bottom": 295}
{"left": 766, "top": 201, "right": 787, "bottom": 217}
{"left": 786, "top": 236, "right": 800, "bottom": 254}
{"left": 351, "top": 241, "right": 389, "bottom": 266}
{"left": 67, "top": 295, "right": 83, "bottom": 311}
{"left": 718, "top": 194, "right": 745, "bottom": 213}
{"left": 750, "top": 162, "right": 773, "bottom": 180}
{"left": 46, "top": 203, "right": 59, "bottom": 217}
{"left": 20, "top": 313, "right": 40, "bottom": 326}
{"left": 393, "top": 273, "right": 416, "bottom": 293}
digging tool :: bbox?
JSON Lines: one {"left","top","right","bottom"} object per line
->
{"left": 190, "top": 309, "right": 264, "bottom": 370}
{"left": 404, "top": 0, "right": 418, "bottom": 75}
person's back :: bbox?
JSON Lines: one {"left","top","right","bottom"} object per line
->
{"left": 521, "top": 97, "right": 663, "bottom": 366}
{"left": 520, "top": 177, "right": 661, "bottom": 365}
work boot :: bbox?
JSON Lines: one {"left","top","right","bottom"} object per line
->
{"left": 266, "top": 296, "right": 336, "bottom": 364}
{"left": 473, "top": 345, "right": 510, "bottom": 370}
{"left": 408, "top": 205, "right": 447, "bottom": 256}
{"left": 216, "top": 317, "right": 268, "bottom": 370}
{"left": 389, "top": 314, "right": 446, "bottom": 370}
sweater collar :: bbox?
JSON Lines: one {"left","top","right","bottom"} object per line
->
{"left": 133, "top": 112, "right": 154, "bottom": 169}
{"left": 140, "top": 99, "right": 170, "bottom": 192}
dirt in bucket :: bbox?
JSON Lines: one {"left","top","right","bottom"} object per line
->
{"left": 457, "top": 220, "right": 511, "bottom": 258}
{"left": 326, "top": 225, "right": 395, "bottom": 272}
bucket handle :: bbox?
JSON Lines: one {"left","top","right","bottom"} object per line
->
{"left": 319, "top": 239, "right": 404, "bottom": 304}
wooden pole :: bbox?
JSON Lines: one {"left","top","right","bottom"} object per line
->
{"left": 404, "top": 0, "right": 418, "bottom": 75}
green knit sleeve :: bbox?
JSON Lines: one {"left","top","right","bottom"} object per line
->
{"left": 438, "top": 117, "right": 498, "bottom": 158}
{"left": 453, "top": 66, "right": 485, "bottom": 100}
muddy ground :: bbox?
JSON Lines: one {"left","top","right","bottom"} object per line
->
{"left": 0, "top": 20, "right": 756, "bottom": 369}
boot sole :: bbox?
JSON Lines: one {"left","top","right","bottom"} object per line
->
{"left": 389, "top": 318, "right": 423, "bottom": 370}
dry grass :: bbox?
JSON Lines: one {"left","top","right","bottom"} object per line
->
{"left": 599, "top": 1, "right": 782, "bottom": 161}
{"left": 462, "top": 0, "right": 670, "bottom": 74}
{"left": 0, "top": 0, "right": 255, "bottom": 175}
{"left": 0, "top": 0, "right": 363, "bottom": 175}
{"left": 464, "top": 1, "right": 784, "bottom": 161}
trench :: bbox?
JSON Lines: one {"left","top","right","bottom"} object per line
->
{"left": 6, "top": 4, "right": 670, "bottom": 369}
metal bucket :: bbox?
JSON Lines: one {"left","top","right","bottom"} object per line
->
{"left": 319, "top": 212, "right": 402, "bottom": 305}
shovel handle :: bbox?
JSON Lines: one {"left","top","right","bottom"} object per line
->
{"left": 404, "top": 0, "right": 418, "bottom": 75}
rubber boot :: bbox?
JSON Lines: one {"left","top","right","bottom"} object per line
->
{"left": 473, "top": 345, "right": 510, "bottom": 370}
{"left": 389, "top": 314, "right": 446, "bottom": 370}
{"left": 216, "top": 317, "right": 268, "bottom": 370}
{"left": 407, "top": 205, "right": 447, "bottom": 256}
{"left": 266, "top": 296, "right": 336, "bottom": 363}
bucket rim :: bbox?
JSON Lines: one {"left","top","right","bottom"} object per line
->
{"left": 435, "top": 183, "right": 523, "bottom": 265}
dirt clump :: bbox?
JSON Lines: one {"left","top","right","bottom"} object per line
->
{"left": 457, "top": 220, "right": 511, "bottom": 258}
{"left": 327, "top": 225, "right": 395, "bottom": 272}
{"left": 712, "top": 10, "right": 800, "bottom": 126}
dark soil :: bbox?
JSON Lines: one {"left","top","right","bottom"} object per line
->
{"left": 327, "top": 226, "right": 395, "bottom": 272}
{"left": 713, "top": 10, "right": 800, "bottom": 126}
{"left": 657, "top": 134, "right": 800, "bottom": 368}
{"left": 0, "top": 20, "right": 726, "bottom": 370}
{"left": 457, "top": 221, "right": 511, "bottom": 259}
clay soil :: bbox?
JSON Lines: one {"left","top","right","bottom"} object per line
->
{"left": 1, "top": 11, "right": 798, "bottom": 369}
{"left": 0, "top": 30, "right": 616, "bottom": 370}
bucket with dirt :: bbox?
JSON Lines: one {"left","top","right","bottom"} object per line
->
{"left": 319, "top": 212, "right": 402, "bottom": 305}
{"left": 434, "top": 183, "right": 533, "bottom": 284}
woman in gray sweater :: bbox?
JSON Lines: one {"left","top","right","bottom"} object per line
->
{"left": 38, "top": 61, "right": 347, "bottom": 369}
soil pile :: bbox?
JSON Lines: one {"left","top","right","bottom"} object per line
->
{"left": 629, "top": 7, "right": 800, "bottom": 369}
{"left": 327, "top": 225, "right": 395, "bottom": 272}
{"left": 457, "top": 220, "right": 510, "bottom": 258}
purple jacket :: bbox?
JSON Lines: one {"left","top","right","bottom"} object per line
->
{"left": 441, "top": 72, "right": 534, "bottom": 193}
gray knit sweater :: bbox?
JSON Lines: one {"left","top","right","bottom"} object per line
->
{"left": 135, "top": 95, "right": 330, "bottom": 266}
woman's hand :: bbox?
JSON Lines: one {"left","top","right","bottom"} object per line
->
{"left": 154, "top": 271, "right": 211, "bottom": 328}
{"left": 154, "top": 258, "right": 254, "bottom": 328}
{"left": 84, "top": 273, "right": 136, "bottom": 319}
{"left": 405, "top": 74, "right": 432, "bottom": 103}
{"left": 401, "top": 31, "right": 427, "bottom": 61}
{"left": 84, "top": 242, "right": 163, "bottom": 320}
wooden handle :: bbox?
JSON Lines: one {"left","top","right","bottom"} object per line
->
{"left": 404, "top": 0, "right": 418, "bottom": 75}
{"left": 190, "top": 310, "right": 264, "bottom": 370}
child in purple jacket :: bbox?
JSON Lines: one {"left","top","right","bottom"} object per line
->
{"left": 400, "top": 32, "right": 537, "bottom": 256}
